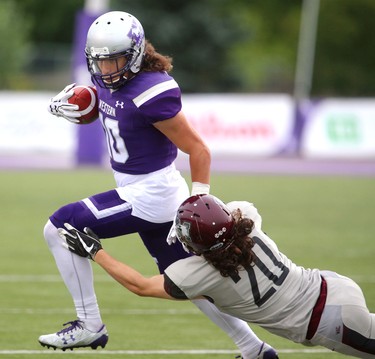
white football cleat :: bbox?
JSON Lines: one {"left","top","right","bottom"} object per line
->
{"left": 38, "top": 320, "right": 108, "bottom": 351}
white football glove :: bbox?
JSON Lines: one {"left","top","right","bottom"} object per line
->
{"left": 47, "top": 83, "right": 81, "bottom": 123}
{"left": 166, "top": 222, "right": 177, "bottom": 245}
{"left": 166, "top": 221, "right": 190, "bottom": 253}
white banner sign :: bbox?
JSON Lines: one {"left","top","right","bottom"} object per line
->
{"left": 2, "top": 92, "right": 374, "bottom": 164}
{"left": 183, "top": 94, "right": 295, "bottom": 156}
{"left": 301, "top": 99, "right": 375, "bottom": 158}
{"left": 0, "top": 92, "right": 76, "bottom": 153}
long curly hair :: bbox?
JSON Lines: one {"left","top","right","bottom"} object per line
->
{"left": 141, "top": 40, "right": 173, "bottom": 73}
{"left": 203, "top": 209, "right": 256, "bottom": 277}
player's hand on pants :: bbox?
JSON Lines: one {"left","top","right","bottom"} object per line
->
{"left": 58, "top": 223, "right": 102, "bottom": 260}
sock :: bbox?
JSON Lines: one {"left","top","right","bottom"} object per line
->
{"left": 44, "top": 220, "right": 103, "bottom": 331}
{"left": 192, "top": 299, "right": 264, "bottom": 359}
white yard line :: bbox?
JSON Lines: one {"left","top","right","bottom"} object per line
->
{"left": 0, "top": 307, "right": 199, "bottom": 315}
{"left": 0, "top": 348, "right": 333, "bottom": 355}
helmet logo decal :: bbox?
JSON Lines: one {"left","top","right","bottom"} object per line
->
{"left": 175, "top": 220, "right": 192, "bottom": 243}
{"left": 127, "top": 19, "right": 143, "bottom": 47}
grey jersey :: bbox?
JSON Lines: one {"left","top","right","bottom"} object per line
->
{"left": 165, "top": 201, "right": 322, "bottom": 343}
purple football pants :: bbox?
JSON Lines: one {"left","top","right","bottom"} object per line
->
{"left": 49, "top": 188, "right": 191, "bottom": 273}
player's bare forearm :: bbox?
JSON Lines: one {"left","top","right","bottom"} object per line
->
{"left": 94, "top": 250, "right": 174, "bottom": 300}
{"left": 189, "top": 144, "right": 211, "bottom": 184}
{"left": 153, "top": 112, "right": 211, "bottom": 185}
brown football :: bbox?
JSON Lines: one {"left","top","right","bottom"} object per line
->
{"left": 68, "top": 85, "right": 99, "bottom": 124}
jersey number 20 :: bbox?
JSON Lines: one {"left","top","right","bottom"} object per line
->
{"left": 238, "top": 236, "right": 290, "bottom": 307}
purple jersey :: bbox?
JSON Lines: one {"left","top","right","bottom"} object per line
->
{"left": 96, "top": 71, "right": 181, "bottom": 174}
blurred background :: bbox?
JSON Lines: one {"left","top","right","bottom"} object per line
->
{"left": 2, "top": 0, "right": 375, "bottom": 95}
{"left": 0, "top": 0, "right": 374, "bottom": 171}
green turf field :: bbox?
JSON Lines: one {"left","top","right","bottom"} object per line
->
{"left": 0, "top": 169, "right": 374, "bottom": 358}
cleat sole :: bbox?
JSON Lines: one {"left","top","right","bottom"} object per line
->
{"left": 39, "top": 334, "right": 108, "bottom": 351}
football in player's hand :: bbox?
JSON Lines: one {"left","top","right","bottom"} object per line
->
{"left": 68, "top": 85, "right": 99, "bottom": 124}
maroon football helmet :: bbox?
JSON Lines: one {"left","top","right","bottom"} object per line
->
{"left": 175, "top": 194, "right": 235, "bottom": 255}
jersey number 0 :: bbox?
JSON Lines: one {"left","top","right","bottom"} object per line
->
{"left": 102, "top": 116, "right": 129, "bottom": 163}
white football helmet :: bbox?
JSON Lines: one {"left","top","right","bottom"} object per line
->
{"left": 85, "top": 11, "right": 146, "bottom": 89}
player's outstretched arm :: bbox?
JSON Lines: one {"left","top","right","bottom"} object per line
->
{"left": 94, "top": 250, "right": 174, "bottom": 299}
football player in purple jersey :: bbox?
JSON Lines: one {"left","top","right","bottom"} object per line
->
{"left": 41, "top": 10, "right": 277, "bottom": 359}
{"left": 60, "top": 194, "right": 375, "bottom": 359}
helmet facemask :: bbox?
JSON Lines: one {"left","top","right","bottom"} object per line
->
{"left": 86, "top": 50, "right": 140, "bottom": 90}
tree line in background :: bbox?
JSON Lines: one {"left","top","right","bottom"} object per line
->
{"left": 1, "top": 0, "right": 374, "bottom": 97}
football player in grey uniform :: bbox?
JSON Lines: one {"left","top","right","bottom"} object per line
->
{"left": 40, "top": 10, "right": 276, "bottom": 359}
{"left": 60, "top": 194, "right": 375, "bottom": 358}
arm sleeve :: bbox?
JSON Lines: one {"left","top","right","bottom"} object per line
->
{"left": 163, "top": 273, "right": 189, "bottom": 299}
{"left": 139, "top": 87, "right": 182, "bottom": 123}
